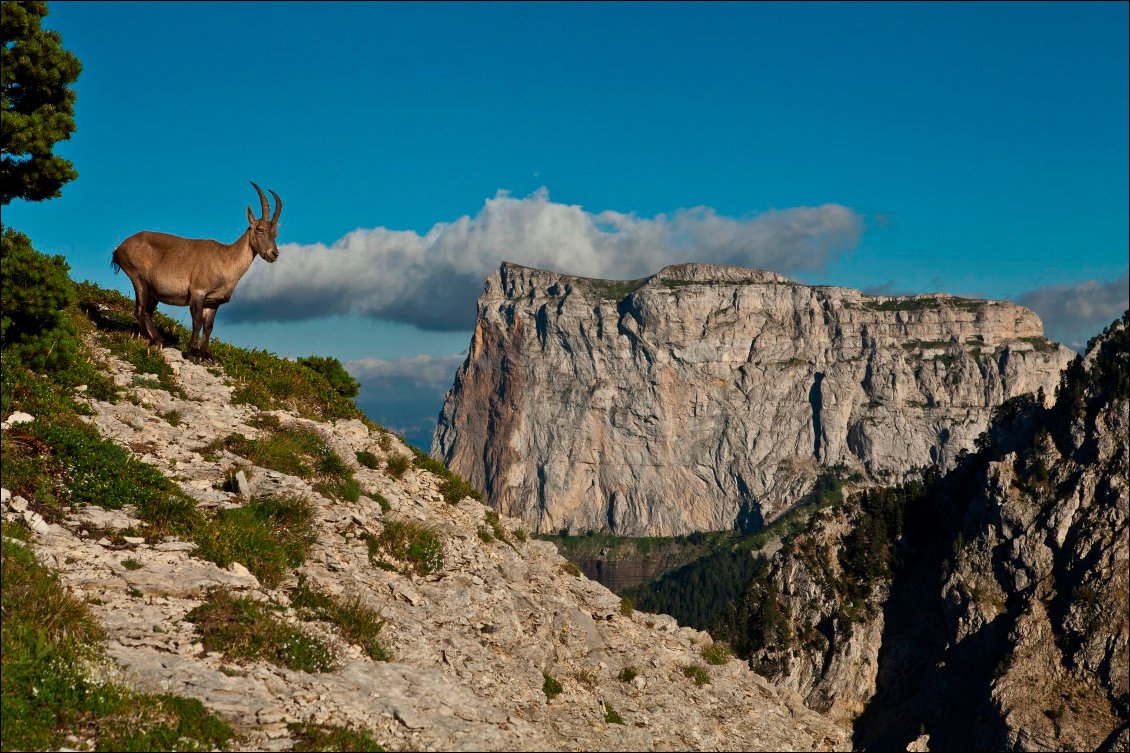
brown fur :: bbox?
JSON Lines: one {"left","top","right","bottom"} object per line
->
{"left": 112, "top": 182, "right": 282, "bottom": 359}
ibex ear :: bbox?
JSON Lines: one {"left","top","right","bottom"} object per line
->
{"left": 247, "top": 205, "right": 256, "bottom": 225}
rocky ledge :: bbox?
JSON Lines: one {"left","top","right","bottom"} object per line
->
{"left": 1, "top": 340, "right": 847, "bottom": 751}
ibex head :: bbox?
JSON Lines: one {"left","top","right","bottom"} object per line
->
{"left": 246, "top": 181, "right": 282, "bottom": 263}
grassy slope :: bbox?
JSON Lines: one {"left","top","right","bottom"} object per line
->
{"left": 0, "top": 277, "right": 458, "bottom": 750}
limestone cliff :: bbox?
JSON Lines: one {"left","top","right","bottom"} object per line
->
{"left": 741, "top": 313, "right": 1129, "bottom": 751}
{"left": 434, "top": 262, "right": 1074, "bottom": 536}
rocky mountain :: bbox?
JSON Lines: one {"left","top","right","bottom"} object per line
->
{"left": 726, "top": 312, "right": 1129, "bottom": 751}
{"left": 434, "top": 262, "right": 1075, "bottom": 536}
{"left": 1, "top": 332, "right": 847, "bottom": 751}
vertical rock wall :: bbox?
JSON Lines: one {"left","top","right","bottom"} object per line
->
{"left": 434, "top": 262, "right": 1075, "bottom": 536}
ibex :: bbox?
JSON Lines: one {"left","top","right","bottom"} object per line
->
{"left": 112, "top": 182, "right": 281, "bottom": 360}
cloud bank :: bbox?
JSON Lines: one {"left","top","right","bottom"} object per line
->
{"left": 227, "top": 189, "right": 863, "bottom": 330}
{"left": 348, "top": 353, "right": 467, "bottom": 392}
{"left": 1016, "top": 271, "right": 1129, "bottom": 351}
{"left": 346, "top": 353, "right": 466, "bottom": 449}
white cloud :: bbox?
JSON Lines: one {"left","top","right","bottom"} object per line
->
{"left": 1016, "top": 271, "right": 1129, "bottom": 351}
{"left": 346, "top": 352, "right": 467, "bottom": 450}
{"left": 226, "top": 189, "right": 863, "bottom": 330}
{"left": 347, "top": 352, "right": 467, "bottom": 392}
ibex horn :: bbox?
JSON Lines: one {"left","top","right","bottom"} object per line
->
{"left": 250, "top": 181, "right": 270, "bottom": 220}
{"left": 269, "top": 189, "right": 282, "bottom": 224}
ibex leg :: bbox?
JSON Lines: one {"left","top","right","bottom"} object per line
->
{"left": 130, "top": 281, "right": 164, "bottom": 346}
{"left": 200, "top": 307, "right": 218, "bottom": 360}
{"left": 141, "top": 295, "right": 164, "bottom": 345}
{"left": 186, "top": 296, "right": 204, "bottom": 358}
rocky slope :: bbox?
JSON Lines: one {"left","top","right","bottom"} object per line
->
{"left": 743, "top": 313, "right": 1129, "bottom": 751}
{"left": 434, "top": 262, "right": 1074, "bottom": 536}
{"left": 0, "top": 340, "right": 847, "bottom": 751}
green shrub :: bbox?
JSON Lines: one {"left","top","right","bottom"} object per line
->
{"left": 214, "top": 342, "right": 362, "bottom": 421}
{"left": 370, "top": 492, "right": 391, "bottom": 514}
{"left": 619, "top": 596, "right": 635, "bottom": 617}
{"left": 477, "top": 526, "right": 495, "bottom": 543}
{"left": 211, "top": 424, "right": 360, "bottom": 502}
{"left": 364, "top": 519, "right": 445, "bottom": 576}
{"left": 185, "top": 589, "right": 335, "bottom": 673}
{"left": 410, "top": 448, "right": 481, "bottom": 503}
{"left": 194, "top": 495, "right": 316, "bottom": 588}
{"left": 355, "top": 450, "right": 379, "bottom": 469}
{"left": 681, "top": 663, "right": 710, "bottom": 686}
{"left": 289, "top": 722, "right": 384, "bottom": 752}
{"left": 603, "top": 702, "right": 625, "bottom": 725}
{"left": 0, "top": 228, "right": 86, "bottom": 376}
{"left": 296, "top": 355, "right": 360, "bottom": 398}
{"left": 439, "top": 476, "right": 478, "bottom": 504}
{"left": 291, "top": 575, "right": 391, "bottom": 662}
{"left": 542, "top": 672, "right": 563, "bottom": 700}
{"left": 385, "top": 454, "right": 410, "bottom": 479}
{"left": 701, "top": 641, "right": 732, "bottom": 665}
{"left": 618, "top": 666, "right": 638, "bottom": 683}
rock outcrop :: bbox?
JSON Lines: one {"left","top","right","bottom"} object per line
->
{"left": 434, "top": 262, "right": 1075, "bottom": 536}
{"left": 1, "top": 340, "right": 848, "bottom": 751}
{"left": 745, "top": 313, "right": 1129, "bottom": 751}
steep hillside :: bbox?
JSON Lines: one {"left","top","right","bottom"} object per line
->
{"left": 717, "top": 312, "right": 1129, "bottom": 751}
{"left": 0, "top": 284, "right": 846, "bottom": 751}
{"left": 434, "top": 262, "right": 1073, "bottom": 536}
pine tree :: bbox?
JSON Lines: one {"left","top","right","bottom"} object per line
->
{"left": 1, "top": 0, "right": 81, "bottom": 205}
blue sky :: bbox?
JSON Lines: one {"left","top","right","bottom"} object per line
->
{"left": 5, "top": 1, "right": 1127, "bottom": 447}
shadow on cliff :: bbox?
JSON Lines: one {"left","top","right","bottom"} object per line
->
{"left": 852, "top": 456, "right": 1013, "bottom": 751}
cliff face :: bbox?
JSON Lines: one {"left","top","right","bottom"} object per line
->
{"left": 746, "top": 313, "right": 1129, "bottom": 751}
{"left": 434, "top": 262, "right": 1074, "bottom": 536}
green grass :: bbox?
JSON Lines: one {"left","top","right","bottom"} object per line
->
{"left": 542, "top": 672, "right": 563, "bottom": 701}
{"left": 204, "top": 423, "right": 360, "bottom": 502}
{"left": 288, "top": 722, "right": 384, "bottom": 752}
{"left": 384, "top": 454, "right": 410, "bottom": 479}
{"left": 603, "top": 702, "right": 625, "bottom": 725}
{"left": 185, "top": 589, "right": 336, "bottom": 673}
{"left": 355, "top": 450, "right": 380, "bottom": 470}
{"left": 619, "top": 596, "right": 635, "bottom": 617}
{"left": 75, "top": 282, "right": 366, "bottom": 423}
{"left": 362, "top": 519, "right": 445, "bottom": 576}
{"left": 1, "top": 523, "right": 233, "bottom": 751}
{"left": 193, "top": 495, "right": 317, "bottom": 588}
{"left": 0, "top": 388, "right": 203, "bottom": 538}
{"left": 701, "top": 641, "right": 733, "bottom": 665}
{"left": 291, "top": 576, "right": 391, "bottom": 662}
{"left": 681, "top": 663, "right": 711, "bottom": 686}
{"left": 863, "top": 295, "right": 983, "bottom": 313}
{"left": 370, "top": 492, "right": 391, "bottom": 514}
{"left": 410, "top": 448, "right": 481, "bottom": 503}
{"left": 618, "top": 666, "right": 638, "bottom": 683}
{"left": 1019, "top": 336, "right": 1060, "bottom": 353}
